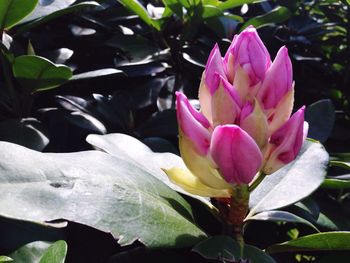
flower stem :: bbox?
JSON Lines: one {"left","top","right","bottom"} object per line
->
{"left": 248, "top": 172, "right": 266, "bottom": 192}
{"left": 230, "top": 185, "right": 249, "bottom": 257}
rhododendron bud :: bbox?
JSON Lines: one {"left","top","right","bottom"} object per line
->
{"left": 210, "top": 125, "right": 263, "bottom": 184}
{"left": 224, "top": 26, "right": 271, "bottom": 86}
{"left": 176, "top": 92, "right": 232, "bottom": 190}
{"left": 166, "top": 25, "right": 308, "bottom": 200}
{"left": 257, "top": 46, "right": 293, "bottom": 111}
{"left": 263, "top": 106, "right": 308, "bottom": 174}
{"left": 176, "top": 92, "right": 211, "bottom": 156}
{"left": 211, "top": 75, "right": 241, "bottom": 126}
{"left": 240, "top": 99, "right": 269, "bottom": 148}
{"left": 199, "top": 44, "right": 227, "bottom": 122}
{"left": 205, "top": 43, "right": 227, "bottom": 94}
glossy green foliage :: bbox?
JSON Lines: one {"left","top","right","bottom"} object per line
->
{"left": 0, "top": 0, "right": 38, "bottom": 29}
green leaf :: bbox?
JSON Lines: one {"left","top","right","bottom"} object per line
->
{"left": 0, "top": 256, "right": 12, "bottom": 262}
{"left": 322, "top": 178, "right": 350, "bottom": 189}
{"left": 267, "top": 232, "right": 350, "bottom": 253}
{"left": 332, "top": 153, "right": 350, "bottom": 162}
{"left": 9, "top": 240, "right": 67, "bottom": 263}
{"left": 0, "top": 0, "right": 38, "bottom": 30}
{"left": 330, "top": 160, "right": 350, "bottom": 169}
{"left": 162, "top": 0, "right": 183, "bottom": 17}
{"left": 193, "top": 236, "right": 276, "bottom": 262}
{"left": 249, "top": 140, "right": 329, "bottom": 216}
{"left": 242, "top": 6, "right": 291, "bottom": 30}
{"left": 20, "top": 0, "right": 77, "bottom": 23}
{"left": 118, "top": 0, "right": 160, "bottom": 30}
{"left": 9, "top": 241, "right": 51, "bottom": 263}
{"left": 202, "top": 5, "right": 222, "bottom": 19}
{"left": 71, "top": 68, "right": 125, "bottom": 80}
{"left": 0, "top": 140, "right": 206, "bottom": 248}
{"left": 218, "top": 0, "right": 264, "bottom": 11}
{"left": 12, "top": 55, "right": 72, "bottom": 92}
{"left": 246, "top": 211, "right": 319, "bottom": 232}
{"left": 86, "top": 133, "right": 213, "bottom": 207}
{"left": 14, "top": 1, "right": 100, "bottom": 34}
{"left": 305, "top": 99, "right": 335, "bottom": 143}
{"left": 39, "top": 240, "right": 67, "bottom": 263}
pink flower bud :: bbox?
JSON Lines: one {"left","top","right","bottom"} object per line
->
{"left": 210, "top": 125, "right": 263, "bottom": 184}
{"left": 205, "top": 44, "right": 227, "bottom": 94}
{"left": 211, "top": 75, "right": 242, "bottom": 126}
{"left": 263, "top": 106, "right": 308, "bottom": 174}
{"left": 224, "top": 26, "right": 271, "bottom": 86}
{"left": 240, "top": 99, "right": 269, "bottom": 148}
{"left": 257, "top": 46, "right": 293, "bottom": 110}
{"left": 176, "top": 92, "right": 211, "bottom": 155}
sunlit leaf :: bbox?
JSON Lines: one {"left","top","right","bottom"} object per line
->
{"left": 0, "top": 0, "right": 38, "bottom": 29}
{"left": 267, "top": 232, "right": 350, "bottom": 253}
{"left": 0, "top": 141, "right": 206, "bottom": 248}
{"left": 249, "top": 140, "right": 329, "bottom": 216}
{"left": 242, "top": 6, "right": 291, "bottom": 30}
{"left": 12, "top": 55, "right": 72, "bottom": 91}
{"left": 246, "top": 210, "right": 319, "bottom": 231}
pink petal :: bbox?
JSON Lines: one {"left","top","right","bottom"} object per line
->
{"left": 211, "top": 76, "right": 242, "bottom": 126}
{"left": 210, "top": 125, "right": 263, "bottom": 184}
{"left": 176, "top": 92, "right": 211, "bottom": 155}
{"left": 240, "top": 100, "right": 269, "bottom": 148}
{"left": 257, "top": 46, "right": 293, "bottom": 110}
{"left": 264, "top": 106, "right": 306, "bottom": 174}
{"left": 205, "top": 44, "right": 227, "bottom": 94}
{"left": 225, "top": 26, "right": 271, "bottom": 86}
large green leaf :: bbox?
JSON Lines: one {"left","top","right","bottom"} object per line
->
{"left": 15, "top": 1, "right": 99, "bottom": 34}
{"left": 12, "top": 55, "right": 72, "bottom": 92}
{"left": 9, "top": 240, "right": 67, "bottom": 263}
{"left": 0, "top": 256, "right": 12, "bottom": 262}
{"left": 86, "top": 133, "right": 213, "bottom": 207}
{"left": 9, "top": 241, "right": 51, "bottom": 263}
{"left": 193, "top": 236, "right": 276, "bottom": 262}
{"left": 118, "top": 0, "right": 160, "bottom": 30}
{"left": 322, "top": 178, "right": 350, "bottom": 189}
{"left": 39, "top": 240, "right": 67, "bottom": 263}
{"left": 246, "top": 210, "right": 319, "bottom": 231}
{"left": 331, "top": 160, "right": 350, "bottom": 170}
{"left": 0, "top": 141, "right": 206, "bottom": 248}
{"left": 0, "top": 0, "right": 38, "bottom": 30}
{"left": 267, "top": 232, "right": 350, "bottom": 253}
{"left": 248, "top": 140, "right": 329, "bottom": 216}
{"left": 242, "top": 6, "right": 291, "bottom": 30}
{"left": 20, "top": 0, "right": 77, "bottom": 23}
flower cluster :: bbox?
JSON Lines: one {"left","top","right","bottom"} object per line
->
{"left": 165, "top": 26, "right": 308, "bottom": 198}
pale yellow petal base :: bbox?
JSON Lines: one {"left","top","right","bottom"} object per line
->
{"left": 163, "top": 167, "right": 232, "bottom": 198}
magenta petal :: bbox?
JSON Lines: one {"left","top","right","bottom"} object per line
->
{"left": 269, "top": 106, "right": 306, "bottom": 164}
{"left": 176, "top": 92, "right": 211, "bottom": 155}
{"left": 257, "top": 46, "right": 293, "bottom": 110}
{"left": 210, "top": 125, "right": 262, "bottom": 184}
{"left": 240, "top": 101, "right": 253, "bottom": 121}
{"left": 205, "top": 44, "right": 227, "bottom": 94}
{"left": 211, "top": 76, "right": 242, "bottom": 126}
{"left": 228, "top": 26, "right": 271, "bottom": 85}
{"left": 220, "top": 75, "right": 242, "bottom": 107}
